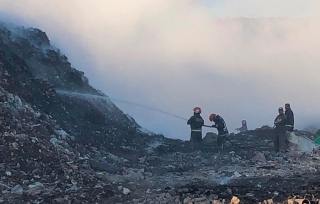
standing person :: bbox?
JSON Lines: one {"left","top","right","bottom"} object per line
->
{"left": 236, "top": 120, "right": 248, "bottom": 132}
{"left": 209, "top": 113, "right": 228, "bottom": 151}
{"left": 285, "top": 103, "right": 294, "bottom": 132}
{"left": 187, "top": 107, "right": 204, "bottom": 150}
{"left": 274, "top": 107, "right": 287, "bottom": 153}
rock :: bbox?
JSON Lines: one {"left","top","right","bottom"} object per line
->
{"left": 203, "top": 132, "right": 218, "bottom": 144}
{"left": 233, "top": 171, "right": 241, "bottom": 177}
{"left": 53, "top": 198, "right": 66, "bottom": 203}
{"left": 181, "top": 188, "right": 190, "bottom": 193}
{"left": 89, "top": 160, "right": 118, "bottom": 174}
{"left": 254, "top": 152, "right": 266, "bottom": 162}
{"left": 246, "top": 193, "right": 254, "bottom": 197}
{"left": 11, "top": 184, "right": 23, "bottom": 195}
{"left": 28, "top": 182, "right": 44, "bottom": 189}
{"left": 24, "top": 182, "right": 46, "bottom": 196}
{"left": 209, "top": 194, "right": 219, "bottom": 200}
{"left": 193, "top": 197, "right": 207, "bottom": 203}
{"left": 183, "top": 197, "right": 192, "bottom": 204}
{"left": 122, "top": 187, "right": 131, "bottom": 195}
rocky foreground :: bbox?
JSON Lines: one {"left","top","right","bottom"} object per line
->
{"left": 103, "top": 129, "right": 320, "bottom": 204}
{"left": 1, "top": 92, "right": 320, "bottom": 204}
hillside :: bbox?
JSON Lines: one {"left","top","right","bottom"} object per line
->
{"left": 0, "top": 22, "right": 162, "bottom": 153}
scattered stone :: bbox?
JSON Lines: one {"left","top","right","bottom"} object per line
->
{"left": 122, "top": 187, "right": 131, "bottom": 195}
{"left": 246, "top": 193, "right": 255, "bottom": 197}
{"left": 11, "top": 184, "right": 23, "bottom": 195}
{"left": 5, "top": 171, "right": 11, "bottom": 176}
{"left": 254, "top": 152, "right": 266, "bottom": 162}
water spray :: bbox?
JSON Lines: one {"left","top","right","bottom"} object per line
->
{"left": 56, "top": 90, "right": 188, "bottom": 121}
{"left": 109, "top": 98, "right": 188, "bottom": 121}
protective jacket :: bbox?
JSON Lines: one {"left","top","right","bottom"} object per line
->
{"left": 187, "top": 113, "right": 204, "bottom": 132}
{"left": 274, "top": 113, "right": 287, "bottom": 152}
{"left": 285, "top": 108, "right": 294, "bottom": 130}
{"left": 212, "top": 115, "right": 228, "bottom": 135}
{"left": 274, "top": 114, "right": 287, "bottom": 130}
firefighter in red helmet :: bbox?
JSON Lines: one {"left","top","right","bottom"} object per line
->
{"left": 209, "top": 113, "right": 229, "bottom": 151}
{"left": 187, "top": 107, "right": 204, "bottom": 150}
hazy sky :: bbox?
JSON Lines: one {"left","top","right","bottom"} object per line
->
{"left": 1, "top": 1, "right": 320, "bottom": 139}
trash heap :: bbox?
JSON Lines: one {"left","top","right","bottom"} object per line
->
{"left": 0, "top": 88, "right": 118, "bottom": 203}
{"left": 1, "top": 91, "right": 320, "bottom": 204}
{"left": 102, "top": 128, "right": 320, "bottom": 203}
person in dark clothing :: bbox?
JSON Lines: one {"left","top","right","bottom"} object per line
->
{"left": 209, "top": 113, "right": 228, "bottom": 150}
{"left": 187, "top": 107, "right": 204, "bottom": 150}
{"left": 274, "top": 107, "right": 287, "bottom": 152}
{"left": 285, "top": 103, "right": 294, "bottom": 132}
{"left": 236, "top": 120, "right": 248, "bottom": 132}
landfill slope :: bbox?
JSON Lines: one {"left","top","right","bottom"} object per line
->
{"left": 0, "top": 22, "right": 159, "bottom": 153}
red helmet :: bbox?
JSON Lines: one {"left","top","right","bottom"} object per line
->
{"left": 209, "top": 114, "right": 216, "bottom": 121}
{"left": 193, "top": 107, "right": 201, "bottom": 114}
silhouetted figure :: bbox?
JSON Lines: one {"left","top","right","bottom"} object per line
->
{"left": 274, "top": 107, "right": 287, "bottom": 153}
{"left": 236, "top": 120, "right": 248, "bottom": 132}
{"left": 187, "top": 107, "right": 204, "bottom": 150}
{"left": 285, "top": 103, "right": 294, "bottom": 132}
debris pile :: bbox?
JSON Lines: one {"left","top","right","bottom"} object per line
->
{"left": 0, "top": 88, "right": 118, "bottom": 203}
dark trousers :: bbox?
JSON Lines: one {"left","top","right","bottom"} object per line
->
{"left": 190, "top": 131, "right": 202, "bottom": 150}
{"left": 217, "top": 134, "right": 227, "bottom": 150}
{"left": 275, "top": 128, "right": 287, "bottom": 152}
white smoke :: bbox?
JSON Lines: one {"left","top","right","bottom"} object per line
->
{"left": 0, "top": 1, "right": 320, "bottom": 139}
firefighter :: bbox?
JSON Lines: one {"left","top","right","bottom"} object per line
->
{"left": 187, "top": 107, "right": 204, "bottom": 150}
{"left": 209, "top": 114, "right": 228, "bottom": 150}
{"left": 274, "top": 107, "right": 288, "bottom": 152}
{"left": 236, "top": 120, "right": 248, "bottom": 132}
